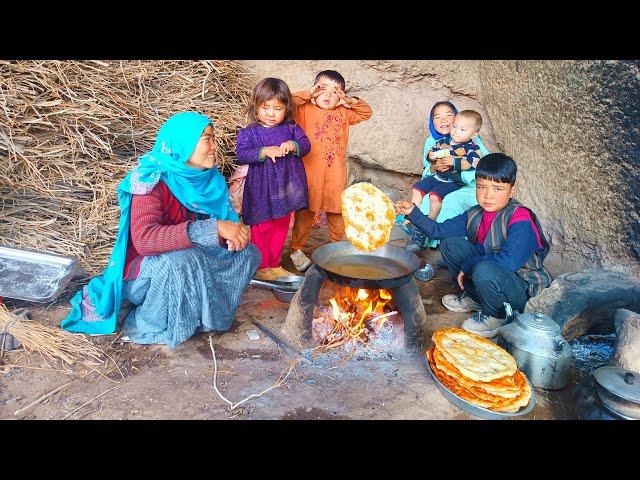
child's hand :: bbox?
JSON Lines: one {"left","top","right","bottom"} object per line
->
{"left": 262, "top": 146, "right": 283, "bottom": 163}
{"left": 427, "top": 151, "right": 437, "bottom": 162}
{"left": 395, "top": 200, "right": 415, "bottom": 216}
{"left": 335, "top": 88, "right": 353, "bottom": 109}
{"left": 279, "top": 141, "right": 296, "bottom": 155}
{"left": 457, "top": 271, "right": 465, "bottom": 290}
{"left": 435, "top": 159, "right": 451, "bottom": 172}
{"left": 309, "top": 83, "right": 323, "bottom": 105}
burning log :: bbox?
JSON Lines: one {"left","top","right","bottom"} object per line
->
{"left": 312, "top": 286, "right": 399, "bottom": 355}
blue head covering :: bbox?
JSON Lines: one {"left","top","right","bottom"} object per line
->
{"left": 62, "top": 112, "right": 238, "bottom": 334}
{"left": 428, "top": 101, "right": 458, "bottom": 140}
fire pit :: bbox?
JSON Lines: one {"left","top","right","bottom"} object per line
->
{"left": 281, "top": 242, "right": 428, "bottom": 352}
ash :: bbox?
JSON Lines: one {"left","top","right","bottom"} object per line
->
{"left": 569, "top": 334, "right": 614, "bottom": 379}
{"left": 312, "top": 306, "right": 405, "bottom": 360}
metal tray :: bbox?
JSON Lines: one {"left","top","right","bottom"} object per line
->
{"left": 0, "top": 245, "right": 78, "bottom": 303}
{"left": 425, "top": 354, "right": 537, "bottom": 420}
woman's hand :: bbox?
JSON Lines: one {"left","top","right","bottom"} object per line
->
{"left": 395, "top": 200, "right": 415, "bottom": 216}
{"left": 427, "top": 151, "right": 437, "bottom": 162}
{"left": 217, "top": 220, "right": 250, "bottom": 251}
{"left": 435, "top": 159, "right": 451, "bottom": 172}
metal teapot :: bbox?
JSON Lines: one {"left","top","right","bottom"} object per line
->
{"left": 497, "top": 304, "right": 573, "bottom": 390}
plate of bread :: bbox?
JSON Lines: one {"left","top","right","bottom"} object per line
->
{"left": 426, "top": 327, "right": 536, "bottom": 419}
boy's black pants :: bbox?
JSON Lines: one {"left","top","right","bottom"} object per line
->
{"left": 439, "top": 237, "right": 529, "bottom": 318}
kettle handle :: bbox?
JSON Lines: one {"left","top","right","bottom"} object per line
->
{"left": 624, "top": 372, "right": 635, "bottom": 385}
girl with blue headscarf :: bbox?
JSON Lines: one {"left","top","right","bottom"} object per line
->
{"left": 404, "top": 101, "right": 490, "bottom": 252}
{"left": 62, "top": 112, "right": 261, "bottom": 348}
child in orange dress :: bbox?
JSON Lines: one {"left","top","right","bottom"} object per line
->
{"left": 289, "top": 70, "right": 372, "bottom": 270}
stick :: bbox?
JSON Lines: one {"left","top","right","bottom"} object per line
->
{"left": 209, "top": 335, "right": 297, "bottom": 412}
{"left": 61, "top": 386, "right": 118, "bottom": 420}
{"left": 251, "top": 320, "right": 312, "bottom": 363}
{"left": 14, "top": 379, "right": 78, "bottom": 417}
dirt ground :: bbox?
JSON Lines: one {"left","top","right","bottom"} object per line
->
{"left": 0, "top": 225, "right": 571, "bottom": 420}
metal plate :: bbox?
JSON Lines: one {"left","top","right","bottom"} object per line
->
{"left": 0, "top": 245, "right": 78, "bottom": 303}
{"left": 595, "top": 366, "right": 640, "bottom": 404}
{"left": 425, "top": 354, "right": 537, "bottom": 420}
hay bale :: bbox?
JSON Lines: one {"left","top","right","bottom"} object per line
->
{"left": 0, "top": 60, "right": 253, "bottom": 276}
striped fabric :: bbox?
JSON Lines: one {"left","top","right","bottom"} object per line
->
{"left": 466, "top": 199, "right": 552, "bottom": 297}
{"left": 121, "top": 244, "right": 261, "bottom": 348}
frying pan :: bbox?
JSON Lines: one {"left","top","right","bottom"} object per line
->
{"left": 311, "top": 241, "right": 420, "bottom": 289}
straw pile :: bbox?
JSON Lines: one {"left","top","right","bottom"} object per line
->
{"left": 0, "top": 60, "right": 253, "bottom": 277}
{"left": 0, "top": 302, "right": 104, "bottom": 366}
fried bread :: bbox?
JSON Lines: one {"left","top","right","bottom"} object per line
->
{"left": 433, "top": 328, "right": 517, "bottom": 382}
{"left": 427, "top": 347, "right": 532, "bottom": 413}
{"left": 341, "top": 182, "right": 396, "bottom": 252}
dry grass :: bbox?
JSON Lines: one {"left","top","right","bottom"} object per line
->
{"left": 0, "top": 302, "right": 104, "bottom": 366}
{"left": 0, "top": 60, "right": 253, "bottom": 276}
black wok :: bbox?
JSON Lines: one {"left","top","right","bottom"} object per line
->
{"left": 311, "top": 241, "right": 420, "bottom": 289}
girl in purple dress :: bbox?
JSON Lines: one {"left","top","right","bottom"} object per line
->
{"left": 236, "top": 78, "right": 311, "bottom": 281}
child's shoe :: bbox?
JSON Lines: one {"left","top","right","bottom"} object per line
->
{"left": 405, "top": 228, "right": 426, "bottom": 254}
{"left": 290, "top": 249, "right": 312, "bottom": 271}
{"left": 270, "top": 266, "right": 296, "bottom": 279}
{"left": 254, "top": 268, "right": 276, "bottom": 281}
{"left": 461, "top": 311, "right": 506, "bottom": 338}
{"left": 441, "top": 291, "right": 482, "bottom": 313}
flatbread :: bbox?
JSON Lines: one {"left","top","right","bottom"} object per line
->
{"left": 432, "top": 347, "right": 523, "bottom": 399}
{"left": 341, "top": 182, "right": 396, "bottom": 252}
{"left": 427, "top": 347, "right": 532, "bottom": 413}
{"left": 432, "top": 328, "right": 517, "bottom": 382}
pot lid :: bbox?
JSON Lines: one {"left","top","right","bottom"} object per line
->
{"left": 516, "top": 312, "right": 560, "bottom": 335}
{"left": 594, "top": 366, "right": 640, "bottom": 404}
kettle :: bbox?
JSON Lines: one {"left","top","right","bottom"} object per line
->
{"left": 498, "top": 304, "right": 573, "bottom": 390}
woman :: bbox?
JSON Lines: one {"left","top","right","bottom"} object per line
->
{"left": 62, "top": 112, "right": 261, "bottom": 348}
{"left": 416, "top": 101, "right": 490, "bottom": 249}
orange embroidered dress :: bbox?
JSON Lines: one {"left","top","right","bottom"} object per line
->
{"left": 292, "top": 90, "right": 372, "bottom": 214}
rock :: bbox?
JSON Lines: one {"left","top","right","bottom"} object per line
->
{"left": 524, "top": 269, "right": 640, "bottom": 340}
{"left": 241, "top": 60, "right": 497, "bottom": 177}
{"left": 246, "top": 330, "right": 260, "bottom": 341}
{"left": 240, "top": 60, "right": 640, "bottom": 276}
{"left": 610, "top": 309, "right": 640, "bottom": 373}
{"left": 478, "top": 60, "right": 639, "bottom": 275}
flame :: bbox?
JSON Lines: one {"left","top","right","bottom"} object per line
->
{"left": 320, "top": 286, "right": 394, "bottom": 350}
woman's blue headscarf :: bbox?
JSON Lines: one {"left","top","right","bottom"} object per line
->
{"left": 62, "top": 112, "right": 239, "bottom": 334}
{"left": 428, "top": 101, "right": 458, "bottom": 140}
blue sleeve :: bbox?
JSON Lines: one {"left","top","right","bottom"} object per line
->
{"left": 406, "top": 207, "right": 468, "bottom": 239}
{"left": 187, "top": 218, "right": 220, "bottom": 247}
{"left": 236, "top": 128, "right": 265, "bottom": 165}
{"left": 422, "top": 136, "right": 437, "bottom": 177}
{"left": 474, "top": 135, "right": 489, "bottom": 157}
{"left": 292, "top": 123, "right": 311, "bottom": 157}
{"left": 460, "top": 220, "right": 540, "bottom": 274}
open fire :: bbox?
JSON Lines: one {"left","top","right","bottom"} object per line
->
{"left": 312, "top": 286, "right": 399, "bottom": 354}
